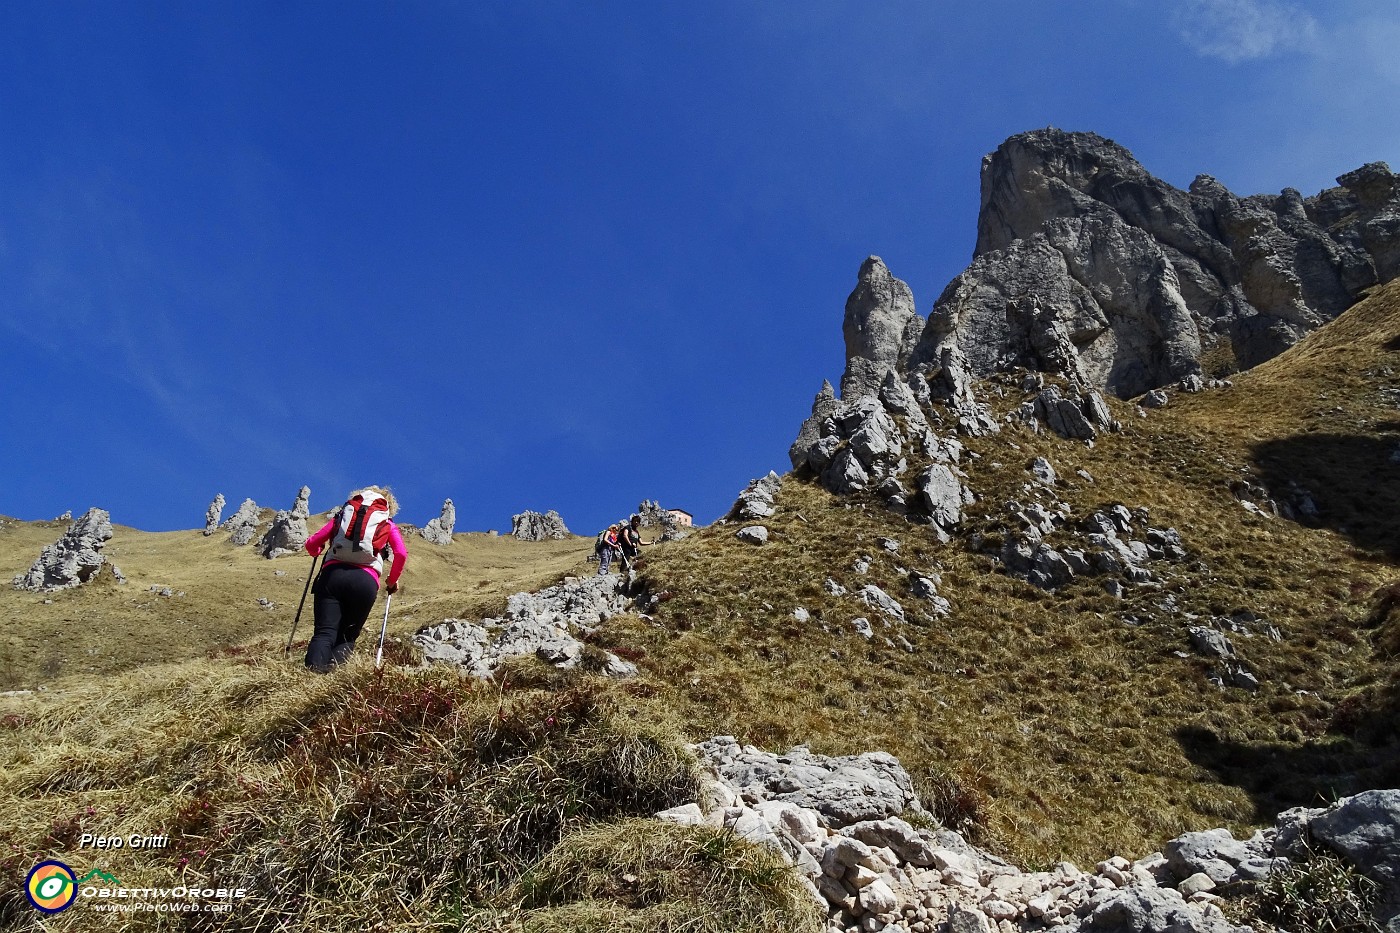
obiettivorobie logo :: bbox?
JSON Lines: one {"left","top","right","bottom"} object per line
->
{"left": 25, "top": 860, "right": 78, "bottom": 913}
{"left": 24, "top": 861, "right": 248, "bottom": 915}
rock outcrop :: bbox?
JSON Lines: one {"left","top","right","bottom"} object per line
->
{"left": 414, "top": 573, "right": 638, "bottom": 678}
{"left": 787, "top": 133, "right": 1398, "bottom": 538}
{"left": 638, "top": 499, "right": 688, "bottom": 541}
{"left": 420, "top": 498, "right": 456, "bottom": 546}
{"left": 913, "top": 130, "right": 1400, "bottom": 396}
{"left": 790, "top": 265, "right": 990, "bottom": 525}
{"left": 729, "top": 472, "right": 783, "bottom": 521}
{"left": 1276, "top": 788, "right": 1400, "bottom": 925}
{"left": 223, "top": 498, "right": 262, "bottom": 547}
{"left": 203, "top": 493, "right": 225, "bottom": 536}
{"left": 259, "top": 487, "right": 311, "bottom": 559}
{"left": 510, "top": 510, "right": 570, "bottom": 541}
{"left": 13, "top": 508, "right": 114, "bottom": 591}
{"left": 992, "top": 499, "right": 1187, "bottom": 594}
{"left": 840, "top": 256, "right": 924, "bottom": 400}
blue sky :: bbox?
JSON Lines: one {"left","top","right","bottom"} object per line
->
{"left": 2, "top": 1, "right": 1397, "bottom": 534}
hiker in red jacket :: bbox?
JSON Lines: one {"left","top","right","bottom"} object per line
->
{"left": 302, "top": 486, "right": 408, "bottom": 673}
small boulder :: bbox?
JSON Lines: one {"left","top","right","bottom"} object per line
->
{"left": 1188, "top": 626, "right": 1235, "bottom": 659}
{"left": 736, "top": 525, "right": 769, "bottom": 545}
{"left": 1029, "top": 456, "right": 1057, "bottom": 486}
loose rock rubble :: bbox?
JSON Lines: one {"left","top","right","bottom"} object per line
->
{"left": 414, "top": 573, "right": 638, "bottom": 679}
{"left": 13, "top": 508, "right": 114, "bottom": 591}
{"left": 660, "top": 740, "right": 1400, "bottom": 932}
{"left": 1228, "top": 475, "right": 1319, "bottom": 523}
{"left": 420, "top": 498, "right": 456, "bottom": 546}
{"left": 993, "top": 501, "right": 1186, "bottom": 593}
{"left": 510, "top": 509, "right": 571, "bottom": 541}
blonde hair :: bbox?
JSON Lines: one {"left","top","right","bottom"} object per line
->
{"left": 356, "top": 486, "right": 399, "bottom": 517}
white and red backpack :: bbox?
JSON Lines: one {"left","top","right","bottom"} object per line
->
{"left": 328, "top": 490, "right": 393, "bottom": 573}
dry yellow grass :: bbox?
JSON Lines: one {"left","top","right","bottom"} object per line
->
{"left": 0, "top": 520, "right": 593, "bottom": 689}
{"left": 0, "top": 280, "right": 1397, "bottom": 927}
{"left": 608, "top": 278, "right": 1400, "bottom": 865}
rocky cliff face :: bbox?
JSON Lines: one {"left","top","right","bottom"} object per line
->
{"left": 914, "top": 129, "right": 1400, "bottom": 397}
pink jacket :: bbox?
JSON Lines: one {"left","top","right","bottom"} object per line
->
{"left": 305, "top": 519, "right": 407, "bottom": 588}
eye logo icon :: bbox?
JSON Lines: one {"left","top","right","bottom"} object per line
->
{"left": 26, "top": 860, "right": 78, "bottom": 913}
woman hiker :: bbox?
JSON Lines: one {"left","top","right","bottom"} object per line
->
{"left": 597, "top": 523, "right": 622, "bottom": 575}
{"left": 302, "top": 486, "right": 408, "bottom": 673}
{"left": 618, "top": 514, "right": 643, "bottom": 568}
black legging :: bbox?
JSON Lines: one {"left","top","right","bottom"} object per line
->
{"left": 306, "top": 563, "right": 380, "bottom": 673}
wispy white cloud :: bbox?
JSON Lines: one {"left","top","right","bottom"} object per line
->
{"left": 1342, "top": 14, "right": 1400, "bottom": 86}
{"left": 1173, "top": 0, "right": 1320, "bottom": 63}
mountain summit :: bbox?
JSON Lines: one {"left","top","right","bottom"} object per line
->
{"left": 909, "top": 129, "right": 1400, "bottom": 397}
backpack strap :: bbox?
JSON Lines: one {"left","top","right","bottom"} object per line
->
{"left": 344, "top": 496, "right": 368, "bottom": 552}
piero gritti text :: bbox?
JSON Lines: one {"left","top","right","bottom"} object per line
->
{"left": 78, "top": 833, "right": 170, "bottom": 850}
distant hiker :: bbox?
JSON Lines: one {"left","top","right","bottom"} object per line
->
{"left": 618, "top": 514, "right": 643, "bottom": 568}
{"left": 302, "top": 486, "right": 408, "bottom": 673}
{"left": 597, "top": 523, "right": 622, "bottom": 575}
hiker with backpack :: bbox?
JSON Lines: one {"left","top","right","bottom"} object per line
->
{"left": 301, "top": 486, "right": 408, "bottom": 673}
{"left": 618, "top": 515, "right": 643, "bottom": 569}
{"left": 596, "top": 523, "right": 622, "bottom": 575}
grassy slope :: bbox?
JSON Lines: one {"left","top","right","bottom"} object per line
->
{"left": 1, "top": 280, "right": 1397, "bottom": 928}
{"left": 601, "top": 278, "right": 1400, "bottom": 865}
{"left": 0, "top": 520, "right": 592, "bottom": 690}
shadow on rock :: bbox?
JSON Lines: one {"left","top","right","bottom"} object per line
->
{"left": 1177, "top": 723, "right": 1400, "bottom": 824}
{"left": 1251, "top": 432, "right": 1400, "bottom": 557}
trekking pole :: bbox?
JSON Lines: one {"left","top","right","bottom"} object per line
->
{"left": 286, "top": 547, "right": 325, "bottom": 653}
{"left": 374, "top": 594, "right": 392, "bottom": 670}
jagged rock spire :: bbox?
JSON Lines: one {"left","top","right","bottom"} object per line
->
{"left": 840, "top": 256, "right": 924, "bottom": 401}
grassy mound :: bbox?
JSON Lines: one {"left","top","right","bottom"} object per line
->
{"left": 514, "top": 819, "right": 822, "bottom": 933}
{"left": 0, "top": 652, "right": 808, "bottom": 932}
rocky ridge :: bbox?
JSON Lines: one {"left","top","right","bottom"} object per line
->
{"left": 657, "top": 740, "right": 1400, "bottom": 933}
